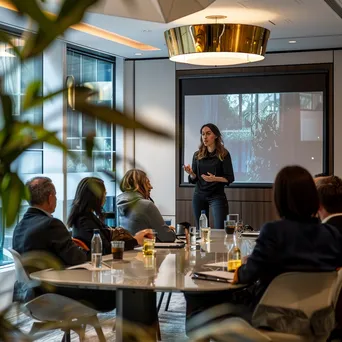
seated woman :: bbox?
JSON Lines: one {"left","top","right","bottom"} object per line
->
{"left": 116, "top": 169, "right": 176, "bottom": 242}
{"left": 186, "top": 165, "right": 342, "bottom": 332}
{"left": 68, "top": 177, "right": 152, "bottom": 254}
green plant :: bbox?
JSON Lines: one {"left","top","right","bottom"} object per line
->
{"left": 0, "top": 0, "right": 170, "bottom": 228}
{"left": 0, "top": 0, "right": 170, "bottom": 340}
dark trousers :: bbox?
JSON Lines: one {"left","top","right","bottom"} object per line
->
{"left": 192, "top": 192, "right": 228, "bottom": 229}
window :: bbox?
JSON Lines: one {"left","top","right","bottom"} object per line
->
{"left": 66, "top": 49, "right": 116, "bottom": 221}
{"left": 0, "top": 36, "right": 43, "bottom": 261}
{"left": 0, "top": 41, "right": 116, "bottom": 266}
{"left": 179, "top": 65, "right": 332, "bottom": 186}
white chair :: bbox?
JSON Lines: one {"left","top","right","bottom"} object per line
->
{"left": 7, "top": 248, "right": 106, "bottom": 342}
{"left": 190, "top": 271, "right": 341, "bottom": 342}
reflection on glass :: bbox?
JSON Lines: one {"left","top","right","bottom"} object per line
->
{"left": 66, "top": 50, "right": 114, "bottom": 174}
{"left": 184, "top": 91, "right": 324, "bottom": 183}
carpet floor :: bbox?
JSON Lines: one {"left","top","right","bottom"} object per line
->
{"left": 5, "top": 292, "right": 189, "bottom": 341}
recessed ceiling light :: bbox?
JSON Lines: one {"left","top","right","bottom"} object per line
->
{"left": 135, "top": 53, "right": 143, "bottom": 56}
{"left": 142, "top": 29, "right": 152, "bottom": 33}
{"left": 288, "top": 40, "right": 297, "bottom": 44}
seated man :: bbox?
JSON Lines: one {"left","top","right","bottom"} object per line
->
{"left": 13, "top": 176, "right": 87, "bottom": 266}
{"left": 12, "top": 176, "right": 115, "bottom": 311}
{"left": 315, "top": 175, "right": 342, "bottom": 229}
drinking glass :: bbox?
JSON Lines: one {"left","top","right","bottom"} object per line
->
{"left": 143, "top": 255, "right": 156, "bottom": 269}
{"left": 236, "top": 220, "right": 244, "bottom": 238}
{"left": 201, "top": 226, "right": 211, "bottom": 243}
{"left": 143, "top": 237, "right": 155, "bottom": 256}
{"left": 111, "top": 241, "right": 125, "bottom": 260}
{"left": 224, "top": 214, "right": 239, "bottom": 235}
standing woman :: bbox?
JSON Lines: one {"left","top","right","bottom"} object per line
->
{"left": 184, "top": 123, "right": 234, "bottom": 229}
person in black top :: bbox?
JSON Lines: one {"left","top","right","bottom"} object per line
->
{"left": 68, "top": 177, "right": 152, "bottom": 254}
{"left": 184, "top": 123, "right": 235, "bottom": 229}
{"left": 186, "top": 165, "right": 342, "bottom": 334}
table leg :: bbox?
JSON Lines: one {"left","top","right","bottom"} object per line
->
{"left": 116, "top": 289, "right": 157, "bottom": 342}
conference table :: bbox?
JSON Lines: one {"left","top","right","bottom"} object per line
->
{"left": 30, "top": 231, "right": 255, "bottom": 341}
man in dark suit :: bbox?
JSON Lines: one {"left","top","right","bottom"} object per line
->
{"left": 315, "top": 175, "right": 342, "bottom": 230}
{"left": 13, "top": 176, "right": 87, "bottom": 266}
{"left": 12, "top": 176, "right": 116, "bottom": 311}
{"left": 315, "top": 175, "right": 342, "bottom": 341}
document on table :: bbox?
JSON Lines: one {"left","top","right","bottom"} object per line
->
{"left": 192, "top": 270, "right": 234, "bottom": 283}
{"left": 68, "top": 262, "right": 111, "bottom": 271}
{"left": 203, "top": 261, "right": 227, "bottom": 268}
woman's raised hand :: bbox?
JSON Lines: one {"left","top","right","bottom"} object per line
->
{"left": 183, "top": 164, "right": 193, "bottom": 174}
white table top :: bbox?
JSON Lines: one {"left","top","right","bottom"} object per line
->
{"left": 31, "top": 241, "right": 244, "bottom": 292}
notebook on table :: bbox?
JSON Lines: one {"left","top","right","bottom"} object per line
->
{"left": 192, "top": 270, "right": 234, "bottom": 283}
{"left": 154, "top": 242, "right": 185, "bottom": 249}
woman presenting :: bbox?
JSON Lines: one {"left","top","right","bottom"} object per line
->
{"left": 184, "top": 123, "right": 234, "bottom": 229}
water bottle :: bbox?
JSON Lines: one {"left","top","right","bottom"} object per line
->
{"left": 189, "top": 226, "right": 197, "bottom": 250}
{"left": 91, "top": 229, "right": 102, "bottom": 268}
{"left": 199, "top": 210, "right": 210, "bottom": 241}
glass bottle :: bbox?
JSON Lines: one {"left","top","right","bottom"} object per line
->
{"left": 91, "top": 229, "right": 102, "bottom": 268}
{"left": 227, "top": 230, "right": 241, "bottom": 272}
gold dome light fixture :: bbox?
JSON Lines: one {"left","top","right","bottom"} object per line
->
{"left": 164, "top": 21, "right": 270, "bottom": 66}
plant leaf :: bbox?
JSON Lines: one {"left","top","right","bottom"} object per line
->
{"left": 22, "top": 80, "right": 41, "bottom": 110}
{"left": 0, "top": 94, "right": 14, "bottom": 130}
{"left": 74, "top": 87, "right": 172, "bottom": 139}
{"left": 0, "top": 122, "right": 70, "bottom": 164}
{"left": 0, "top": 172, "right": 26, "bottom": 226}
{"left": 12, "top": 0, "right": 98, "bottom": 59}
{"left": 23, "top": 81, "right": 67, "bottom": 111}
{"left": 85, "top": 132, "right": 95, "bottom": 158}
{"left": 0, "top": 31, "right": 22, "bottom": 59}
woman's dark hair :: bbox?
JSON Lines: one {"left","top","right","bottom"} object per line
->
{"left": 197, "top": 123, "right": 228, "bottom": 161}
{"left": 67, "top": 177, "right": 106, "bottom": 227}
{"left": 274, "top": 165, "right": 319, "bottom": 221}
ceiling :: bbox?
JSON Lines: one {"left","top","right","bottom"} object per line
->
{"left": 0, "top": 0, "right": 341, "bottom": 60}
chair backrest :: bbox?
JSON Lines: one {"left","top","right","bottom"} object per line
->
{"left": 254, "top": 271, "right": 338, "bottom": 318}
{"left": 6, "top": 248, "right": 31, "bottom": 284}
{"left": 72, "top": 237, "right": 90, "bottom": 252}
{"left": 331, "top": 269, "right": 342, "bottom": 325}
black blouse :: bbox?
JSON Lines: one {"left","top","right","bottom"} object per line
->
{"left": 189, "top": 149, "right": 235, "bottom": 196}
{"left": 72, "top": 212, "right": 138, "bottom": 255}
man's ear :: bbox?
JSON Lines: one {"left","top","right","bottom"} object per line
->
{"left": 317, "top": 205, "right": 325, "bottom": 220}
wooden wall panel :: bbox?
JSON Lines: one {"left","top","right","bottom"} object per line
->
{"left": 176, "top": 199, "right": 278, "bottom": 228}
{"left": 176, "top": 200, "right": 195, "bottom": 225}
{"left": 241, "top": 202, "right": 266, "bottom": 230}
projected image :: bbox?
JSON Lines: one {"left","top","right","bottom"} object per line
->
{"left": 183, "top": 92, "right": 323, "bottom": 184}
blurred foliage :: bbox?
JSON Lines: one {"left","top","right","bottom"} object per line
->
{"left": 0, "top": 0, "right": 170, "bottom": 227}
{"left": 0, "top": 0, "right": 170, "bottom": 340}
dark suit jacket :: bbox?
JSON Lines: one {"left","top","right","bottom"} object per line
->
{"left": 12, "top": 207, "right": 87, "bottom": 266}
{"left": 72, "top": 212, "right": 138, "bottom": 255}
{"left": 325, "top": 215, "right": 342, "bottom": 231}
{"left": 237, "top": 218, "right": 342, "bottom": 307}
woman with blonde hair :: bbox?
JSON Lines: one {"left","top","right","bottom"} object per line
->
{"left": 184, "top": 123, "right": 235, "bottom": 230}
{"left": 116, "top": 169, "right": 176, "bottom": 242}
